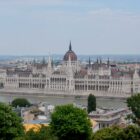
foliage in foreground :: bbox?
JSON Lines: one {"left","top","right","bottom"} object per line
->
{"left": 1, "top": 100, "right": 140, "bottom": 140}
{"left": 24, "top": 126, "right": 58, "bottom": 140}
{"left": 14, "top": 125, "right": 140, "bottom": 140}
{"left": 0, "top": 102, "right": 24, "bottom": 140}
{"left": 93, "top": 126, "right": 122, "bottom": 140}
{"left": 93, "top": 125, "right": 140, "bottom": 140}
{"left": 50, "top": 104, "right": 92, "bottom": 140}
{"left": 11, "top": 98, "right": 31, "bottom": 107}
{"left": 127, "top": 93, "right": 140, "bottom": 125}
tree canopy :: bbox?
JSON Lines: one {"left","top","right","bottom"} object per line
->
{"left": 25, "top": 125, "right": 57, "bottom": 140}
{"left": 0, "top": 102, "right": 24, "bottom": 140}
{"left": 11, "top": 98, "right": 31, "bottom": 107}
{"left": 93, "top": 126, "right": 122, "bottom": 140}
{"left": 88, "top": 94, "right": 96, "bottom": 113}
{"left": 119, "top": 125, "right": 140, "bottom": 140}
{"left": 50, "top": 104, "right": 92, "bottom": 140}
{"left": 127, "top": 93, "right": 140, "bottom": 125}
{"left": 93, "top": 125, "right": 140, "bottom": 140}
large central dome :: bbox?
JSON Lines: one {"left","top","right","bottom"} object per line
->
{"left": 63, "top": 42, "right": 77, "bottom": 61}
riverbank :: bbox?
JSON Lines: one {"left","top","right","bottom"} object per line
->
{"left": 0, "top": 90, "right": 127, "bottom": 109}
{"left": 0, "top": 88, "right": 129, "bottom": 100}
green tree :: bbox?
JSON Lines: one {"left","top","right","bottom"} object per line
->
{"left": 127, "top": 93, "right": 140, "bottom": 125}
{"left": 25, "top": 125, "right": 57, "bottom": 140}
{"left": 12, "top": 98, "right": 31, "bottom": 107}
{"left": 93, "top": 125, "right": 140, "bottom": 140}
{"left": 93, "top": 126, "right": 122, "bottom": 140}
{"left": 118, "top": 125, "right": 140, "bottom": 140}
{"left": 0, "top": 102, "right": 24, "bottom": 140}
{"left": 88, "top": 94, "right": 96, "bottom": 113}
{"left": 50, "top": 104, "right": 92, "bottom": 140}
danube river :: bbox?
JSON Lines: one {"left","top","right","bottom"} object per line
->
{"left": 0, "top": 93, "right": 127, "bottom": 109}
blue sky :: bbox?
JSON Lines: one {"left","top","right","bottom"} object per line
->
{"left": 0, "top": 0, "right": 140, "bottom": 55}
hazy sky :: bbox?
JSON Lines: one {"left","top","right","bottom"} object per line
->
{"left": 0, "top": 0, "right": 140, "bottom": 55}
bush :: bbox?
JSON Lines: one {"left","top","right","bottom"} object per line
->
{"left": 93, "top": 126, "right": 122, "bottom": 140}
{"left": 12, "top": 98, "right": 31, "bottom": 107}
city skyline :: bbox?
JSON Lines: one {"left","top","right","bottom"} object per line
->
{"left": 0, "top": 0, "right": 140, "bottom": 55}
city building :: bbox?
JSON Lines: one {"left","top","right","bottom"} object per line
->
{"left": 89, "top": 108, "right": 132, "bottom": 130}
{"left": 0, "top": 42, "right": 140, "bottom": 98}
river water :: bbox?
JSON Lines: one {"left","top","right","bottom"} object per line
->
{"left": 0, "top": 93, "right": 127, "bottom": 109}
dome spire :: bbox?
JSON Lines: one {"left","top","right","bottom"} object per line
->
{"left": 63, "top": 41, "right": 77, "bottom": 61}
{"left": 69, "top": 41, "right": 72, "bottom": 51}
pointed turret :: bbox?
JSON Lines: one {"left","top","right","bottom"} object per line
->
{"left": 132, "top": 63, "right": 140, "bottom": 94}
{"left": 107, "top": 58, "right": 110, "bottom": 67}
{"left": 48, "top": 56, "right": 51, "bottom": 68}
{"left": 133, "top": 63, "right": 139, "bottom": 79}
{"left": 46, "top": 56, "right": 52, "bottom": 76}
{"left": 97, "top": 58, "right": 99, "bottom": 64}
{"left": 51, "top": 58, "right": 54, "bottom": 68}
{"left": 33, "top": 59, "right": 36, "bottom": 66}
{"left": 87, "top": 57, "right": 92, "bottom": 75}
{"left": 88, "top": 57, "right": 91, "bottom": 68}
{"left": 100, "top": 58, "right": 102, "bottom": 65}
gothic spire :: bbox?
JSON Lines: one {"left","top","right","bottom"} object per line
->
{"left": 51, "top": 57, "right": 54, "bottom": 67}
{"left": 133, "top": 63, "right": 139, "bottom": 79}
{"left": 100, "top": 58, "right": 102, "bottom": 65}
{"left": 88, "top": 57, "right": 91, "bottom": 67}
{"left": 33, "top": 59, "right": 36, "bottom": 65}
{"left": 97, "top": 58, "right": 99, "bottom": 64}
{"left": 46, "top": 55, "right": 52, "bottom": 76}
{"left": 69, "top": 41, "right": 72, "bottom": 51}
{"left": 107, "top": 58, "right": 110, "bottom": 67}
{"left": 47, "top": 56, "right": 51, "bottom": 68}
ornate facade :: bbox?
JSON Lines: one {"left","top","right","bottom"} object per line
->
{"left": 1, "top": 43, "right": 140, "bottom": 98}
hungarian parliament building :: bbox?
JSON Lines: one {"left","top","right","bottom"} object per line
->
{"left": 0, "top": 42, "right": 140, "bottom": 98}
